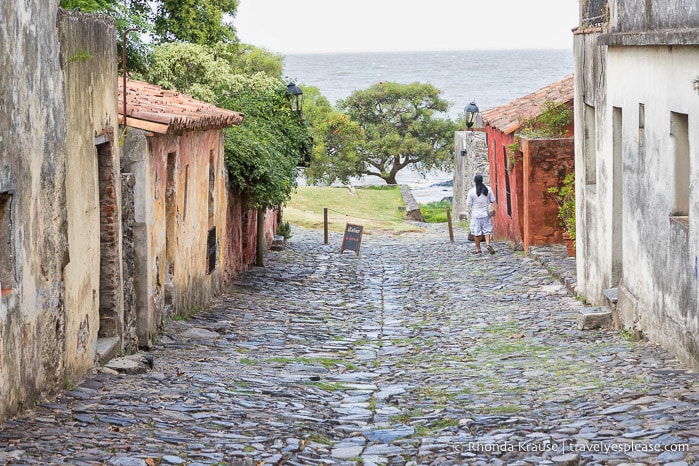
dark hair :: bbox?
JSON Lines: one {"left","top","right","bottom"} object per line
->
{"left": 474, "top": 175, "right": 488, "bottom": 197}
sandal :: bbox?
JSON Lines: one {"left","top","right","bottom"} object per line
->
{"left": 486, "top": 245, "right": 495, "bottom": 255}
{"left": 472, "top": 250, "right": 482, "bottom": 255}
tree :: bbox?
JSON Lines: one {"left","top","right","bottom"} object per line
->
{"left": 301, "top": 86, "right": 365, "bottom": 186}
{"left": 219, "top": 73, "right": 311, "bottom": 210}
{"left": 60, "top": 0, "right": 153, "bottom": 73}
{"left": 145, "top": 44, "right": 311, "bottom": 210}
{"left": 335, "top": 81, "right": 459, "bottom": 185}
{"left": 154, "top": 0, "right": 238, "bottom": 45}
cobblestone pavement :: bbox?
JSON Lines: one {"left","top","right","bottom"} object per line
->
{"left": 2, "top": 224, "right": 699, "bottom": 466}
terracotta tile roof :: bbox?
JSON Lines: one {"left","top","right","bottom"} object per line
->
{"left": 481, "top": 74, "right": 574, "bottom": 135}
{"left": 118, "top": 79, "right": 243, "bottom": 135}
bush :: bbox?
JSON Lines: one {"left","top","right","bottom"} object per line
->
{"left": 420, "top": 200, "right": 453, "bottom": 223}
{"left": 277, "top": 221, "right": 292, "bottom": 239}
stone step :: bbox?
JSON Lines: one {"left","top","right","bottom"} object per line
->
{"left": 577, "top": 307, "right": 613, "bottom": 330}
{"left": 95, "top": 336, "right": 120, "bottom": 366}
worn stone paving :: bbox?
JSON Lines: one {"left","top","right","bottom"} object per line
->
{"left": 1, "top": 224, "right": 699, "bottom": 466}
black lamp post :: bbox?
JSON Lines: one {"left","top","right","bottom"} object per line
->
{"left": 464, "top": 101, "right": 479, "bottom": 129}
{"left": 286, "top": 82, "right": 303, "bottom": 112}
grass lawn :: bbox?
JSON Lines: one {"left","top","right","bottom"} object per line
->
{"left": 283, "top": 185, "right": 429, "bottom": 235}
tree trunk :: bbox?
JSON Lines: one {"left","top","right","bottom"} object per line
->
{"left": 255, "top": 209, "right": 265, "bottom": 267}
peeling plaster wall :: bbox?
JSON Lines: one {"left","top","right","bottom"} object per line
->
{"left": 608, "top": 46, "right": 699, "bottom": 367}
{"left": 485, "top": 127, "right": 524, "bottom": 244}
{"left": 58, "top": 9, "right": 121, "bottom": 383}
{"left": 0, "top": 0, "right": 68, "bottom": 420}
{"left": 122, "top": 128, "right": 234, "bottom": 347}
{"left": 574, "top": 32, "right": 609, "bottom": 307}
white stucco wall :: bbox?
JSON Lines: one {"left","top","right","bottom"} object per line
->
{"left": 577, "top": 41, "right": 699, "bottom": 367}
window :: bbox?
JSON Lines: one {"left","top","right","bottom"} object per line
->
{"left": 670, "top": 112, "right": 689, "bottom": 217}
{"left": 502, "top": 145, "right": 512, "bottom": 217}
{"left": 206, "top": 227, "right": 216, "bottom": 274}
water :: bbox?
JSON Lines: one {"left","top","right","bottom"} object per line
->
{"left": 285, "top": 49, "right": 574, "bottom": 203}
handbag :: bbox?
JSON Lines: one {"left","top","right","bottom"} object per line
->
{"left": 488, "top": 202, "right": 496, "bottom": 217}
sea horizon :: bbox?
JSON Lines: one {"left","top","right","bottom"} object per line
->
{"left": 286, "top": 49, "right": 574, "bottom": 202}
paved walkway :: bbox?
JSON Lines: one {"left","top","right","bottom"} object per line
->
{"left": 1, "top": 224, "right": 698, "bottom": 466}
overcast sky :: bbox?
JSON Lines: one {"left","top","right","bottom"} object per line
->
{"left": 235, "top": 0, "right": 580, "bottom": 54}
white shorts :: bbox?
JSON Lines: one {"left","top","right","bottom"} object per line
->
{"left": 470, "top": 216, "right": 493, "bottom": 236}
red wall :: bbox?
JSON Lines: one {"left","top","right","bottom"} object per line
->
{"left": 521, "top": 137, "right": 575, "bottom": 251}
{"left": 223, "top": 187, "right": 278, "bottom": 281}
{"left": 486, "top": 128, "right": 574, "bottom": 251}
{"left": 486, "top": 127, "right": 525, "bottom": 244}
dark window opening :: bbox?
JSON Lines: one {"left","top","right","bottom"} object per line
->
{"left": 166, "top": 152, "right": 176, "bottom": 280}
{"left": 671, "top": 112, "right": 689, "bottom": 217}
{"left": 206, "top": 227, "right": 217, "bottom": 274}
{"left": 502, "top": 146, "right": 512, "bottom": 217}
{"left": 1, "top": 193, "right": 16, "bottom": 295}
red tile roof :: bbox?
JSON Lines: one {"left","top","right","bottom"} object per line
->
{"left": 481, "top": 74, "right": 574, "bottom": 135}
{"left": 118, "top": 79, "right": 243, "bottom": 135}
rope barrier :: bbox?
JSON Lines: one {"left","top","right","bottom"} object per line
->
{"left": 324, "top": 207, "right": 405, "bottom": 223}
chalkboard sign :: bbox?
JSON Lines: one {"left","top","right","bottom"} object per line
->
{"left": 340, "top": 223, "right": 363, "bottom": 256}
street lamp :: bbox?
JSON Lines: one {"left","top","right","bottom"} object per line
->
{"left": 464, "top": 101, "right": 479, "bottom": 129}
{"left": 286, "top": 82, "right": 303, "bottom": 113}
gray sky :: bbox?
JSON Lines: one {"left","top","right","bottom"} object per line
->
{"left": 235, "top": 0, "right": 580, "bottom": 54}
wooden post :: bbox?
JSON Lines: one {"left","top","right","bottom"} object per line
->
{"left": 447, "top": 207, "right": 454, "bottom": 243}
{"left": 324, "top": 208, "right": 328, "bottom": 244}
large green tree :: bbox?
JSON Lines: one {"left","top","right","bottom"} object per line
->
{"left": 333, "top": 81, "right": 459, "bottom": 185}
{"left": 145, "top": 43, "right": 311, "bottom": 211}
{"left": 154, "top": 0, "right": 238, "bottom": 45}
{"left": 301, "top": 86, "right": 365, "bottom": 186}
{"left": 60, "top": 0, "right": 242, "bottom": 72}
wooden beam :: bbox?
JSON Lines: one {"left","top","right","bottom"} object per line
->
{"left": 118, "top": 115, "right": 170, "bottom": 134}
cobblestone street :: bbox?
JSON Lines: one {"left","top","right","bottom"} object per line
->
{"left": 1, "top": 224, "right": 698, "bottom": 466}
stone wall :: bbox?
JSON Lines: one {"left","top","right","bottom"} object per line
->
{"left": 453, "top": 131, "right": 488, "bottom": 221}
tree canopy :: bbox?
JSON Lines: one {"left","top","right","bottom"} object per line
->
{"left": 153, "top": 0, "right": 238, "bottom": 45}
{"left": 60, "top": 0, "right": 241, "bottom": 73}
{"left": 145, "top": 43, "right": 311, "bottom": 210}
{"left": 301, "top": 86, "right": 365, "bottom": 186}
{"left": 309, "top": 82, "right": 459, "bottom": 185}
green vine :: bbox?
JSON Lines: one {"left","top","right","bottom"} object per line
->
{"left": 547, "top": 172, "right": 575, "bottom": 240}
{"left": 69, "top": 48, "right": 93, "bottom": 63}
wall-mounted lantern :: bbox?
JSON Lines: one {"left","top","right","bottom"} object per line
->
{"left": 464, "top": 101, "right": 479, "bottom": 129}
{"left": 286, "top": 82, "right": 303, "bottom": 113}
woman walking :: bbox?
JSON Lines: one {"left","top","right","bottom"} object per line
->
{"left": 466, "top": 174, "right": 496, "bottom": 254}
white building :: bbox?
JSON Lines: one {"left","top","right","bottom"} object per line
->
{"left": 574, "top": 0, "right": 699, "bottom": 366}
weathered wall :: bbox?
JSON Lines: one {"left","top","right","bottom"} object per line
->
{"left": 120, "top": 129, "right": 156, "bottom": 347}
{"left": 574, "top": 30, "right": 609, "bottom": 307}
{"left": 610, "top": 0, "right": 698, "bottom": 32}
{"left": 453, "top": 131, "right": 488, "bottom": 221}
{"left": 58, "top": 9, "right": 122, "bottom": 383}
{"left": 576, "top": 0, "right": 699, "bottom": 368}
{"left": 521, "top": 137, "right": 575, "bottom": 251}
{"left": 121, "top": 128, "right": 253, "bottom": 347}
{"left": 0, "top": 0, "right": 68, "bottom": 420}
{"left": 608, "top": 46, "right": 699, "bottom": 367}
{"left": 485, "top": 127, "right": 525, "bottom": 244}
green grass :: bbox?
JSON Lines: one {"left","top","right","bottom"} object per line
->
{"left": 419, "top": 200, "right": 453, "bottom": 223}
{"left": 284, "top": 186, "right": 426, "bottom": 235}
